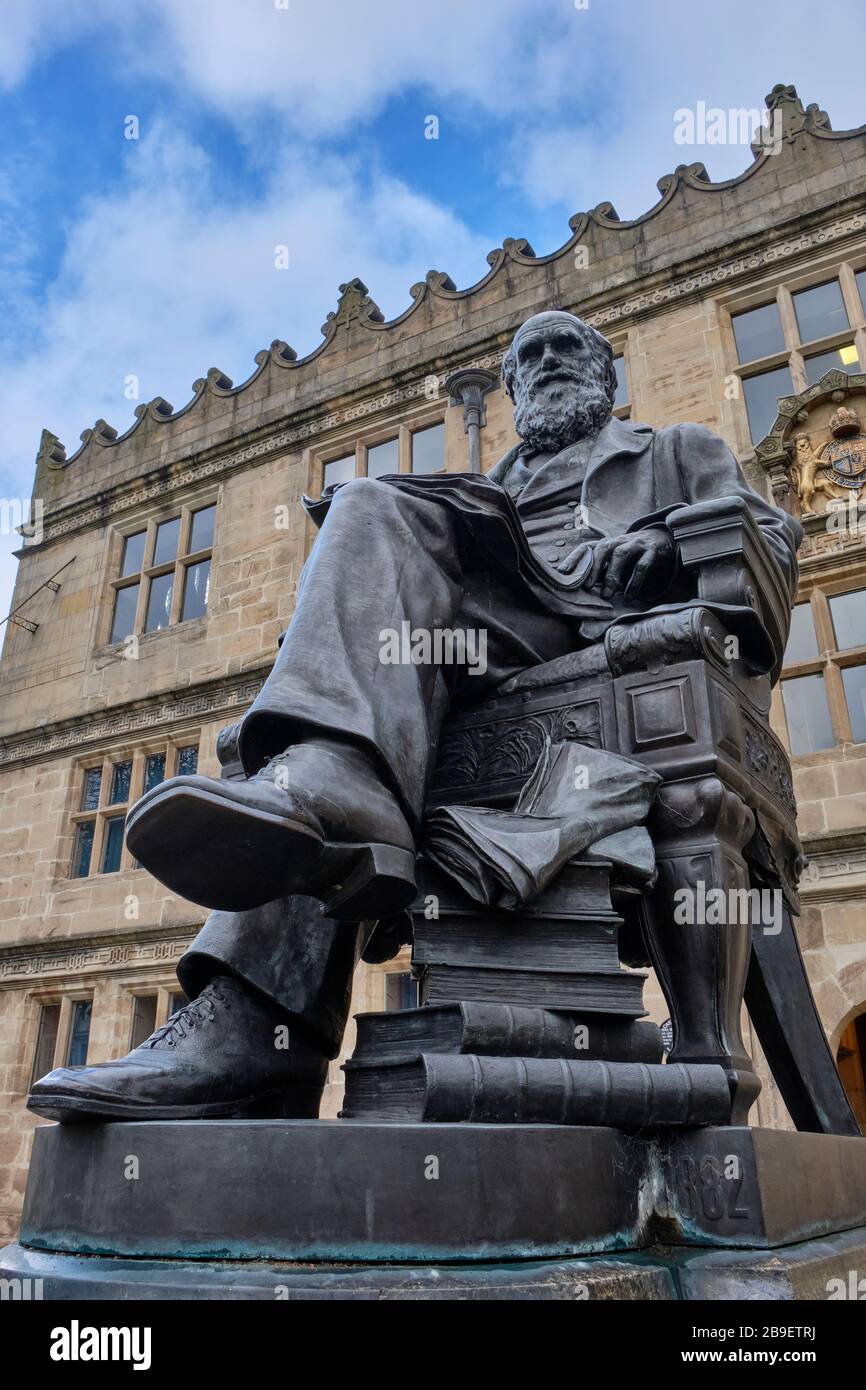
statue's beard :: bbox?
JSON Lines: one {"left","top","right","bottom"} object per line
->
{"left": 513, "top": 376, "right": 612, "bottom": 454}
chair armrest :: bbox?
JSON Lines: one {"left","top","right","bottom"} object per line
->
{"left": 496, "top": 643, "right": 610, "bottom": 694}
{"left": 666, "top": 497, "right": 789, "bottom": 672}
{"left": 604, "top": 606, "right": 734, "bottom": 677}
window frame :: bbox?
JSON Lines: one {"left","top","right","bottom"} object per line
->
{"left": 28, "top": 993, "right": 94, "bottom": 1082}
{"left": 315, "top": 408, "right": 447, "bottom": 495}
{"left": 383, "top": 969, "right": 419, "bottom": 1012}
{"left": 408, "top": 419, "right": 447, "bottom": 476}
{"left": 611, "top": 349, "right": 630, "bottom": 416}
{"left": 65, "top": 997, "right": 94, "bottom": 1068}
{"left": 129, "top": 991, "right": 159, "bottom": 1050}
{"left": 778, "top": 577, "right": 866, "bottom": 753}
{"left": 68, "top": 737, "right": 201, "bottom": 879}
{"left": 107, "top": 496, "right": 218, "bottom": 646}
{"left": 723, "top": 261, "right": 866, "bottom": 450}
{"left": 29, "top": 1001, "right": 62, "bottom": 1088}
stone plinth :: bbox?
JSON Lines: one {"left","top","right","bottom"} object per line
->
{"left": 2, "top": 1120, "right": 866, "bottom": 1299}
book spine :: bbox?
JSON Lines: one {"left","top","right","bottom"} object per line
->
{"left": 352, "top": 1005, "right": 662, "bottom": 1062}
{"left": 461, "top": 1006, "right": 662, "bottom": 1063}
{"left": 422, "top": 1056, "right": 730, "bottom": 1126}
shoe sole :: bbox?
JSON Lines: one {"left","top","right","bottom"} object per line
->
{"left": 125, "top": 784, "right": 416, "bottom": 919}
{"left": 26, "top": 1084, "right": 324, "bottom": 1124}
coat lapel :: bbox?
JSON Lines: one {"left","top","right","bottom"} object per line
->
{"left": 512, "top": 438, "right": 596, "bottom": 510}
{"left": 580, "top": 416, "right": 655, "bottom": 534}
{"left": 489, "top": 417, "right": 655, "bottom": 531}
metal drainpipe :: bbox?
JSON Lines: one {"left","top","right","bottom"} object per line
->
{"left": 445, "top": 368, "right": 498, "bottom": 473}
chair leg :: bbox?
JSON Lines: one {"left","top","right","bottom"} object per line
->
{"left": 746, "top": 903, "right": 861, "bottom": 1136}
{"left": 640, "top": 775, "right": 760, "bottom": 1125}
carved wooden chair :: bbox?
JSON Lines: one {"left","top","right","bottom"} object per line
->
{"left": 423, "top": 498, "right": 859, "bottom": 1135}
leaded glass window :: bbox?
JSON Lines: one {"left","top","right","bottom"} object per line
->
{"left": 177, "top": 745, "right": 199, "bottom": 776}
{"left": 144, "top": 753, "right": 166, "bottom": 792}
{"left": 109, "top": 501, "right": 217, "bottom": 642}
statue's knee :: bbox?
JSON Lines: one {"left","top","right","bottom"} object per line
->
{"left": 325, "top": 476, "right": 405, "bottom": 529}
{"left": 333, "top": 476, "right": 390, "bottom": 506}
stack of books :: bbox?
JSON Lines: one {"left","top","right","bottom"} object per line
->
{"left": 341, "top": 860, "right": 724, "bottom": 1125}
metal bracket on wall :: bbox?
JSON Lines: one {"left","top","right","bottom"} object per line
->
{"left": 0, "top": 556, "right": 75, "bottom": 634}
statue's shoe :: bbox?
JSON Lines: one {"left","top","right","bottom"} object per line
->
{"left": 125, "top": 739, "right": 417, "bottom": 917}
{"left": 27, "top": 976, "right": 328, "bottom": 1123}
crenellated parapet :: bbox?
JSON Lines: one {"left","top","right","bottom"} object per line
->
{"left": 30, "top": 84, "right": 866, "bottom": 519}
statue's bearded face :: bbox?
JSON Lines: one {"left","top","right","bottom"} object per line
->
{"left": 510, "top": 319, "right": 613, "bottom": 454}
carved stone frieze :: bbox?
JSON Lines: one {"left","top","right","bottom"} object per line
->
{"left": 0, "top": 926, "right": 198, "bottom": 986}
{"left": 0, "top": 675, "right": 265, "bottom": 771}
{"left": 802, "top": 849, "right": 866, "bottom": 883}
{"left": 590, "top": 212, "right": 866, "bottom": 330}
{"left": 33, "top": 353, "right": 502, "bottom": 548}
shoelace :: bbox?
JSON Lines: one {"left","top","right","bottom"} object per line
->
{"left": 145, "top": 982, "right": 229, "bottom": 1049}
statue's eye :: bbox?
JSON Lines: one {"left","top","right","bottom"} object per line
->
{"left": 555, "top": 334, "right": 580, "bottom": 353}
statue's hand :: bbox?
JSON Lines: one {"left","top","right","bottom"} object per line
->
{"left": 575, "top": 528, "right": 676, "bottom": 600}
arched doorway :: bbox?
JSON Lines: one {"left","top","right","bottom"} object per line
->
{"left": 836, "top": 1010, "right": 866, "bottom": 1134}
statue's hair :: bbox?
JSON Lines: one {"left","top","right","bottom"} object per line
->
{"left": 501, "top": 310, "right": 618, "bottom": 409}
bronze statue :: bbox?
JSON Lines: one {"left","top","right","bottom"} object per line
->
{"left": 27, "top": 309, "right": 806, "bottom": 1125}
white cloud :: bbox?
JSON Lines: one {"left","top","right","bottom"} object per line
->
{"left": 4, "top": 2, "right": 864, "bottom": 216}
{"left": 2, "top": 0, "right": 866, "bottom": 622}
{"left": 0, "top": 0, "right": 592, "bottom": 131}
{"left": 0, "top": 122, "right": 493, "bottom": 617}
{"left": 145, "top": 0, "right": 559, "bottom": 133}
{"left": 504, "top": 0, "right": 866, "bottom": 215}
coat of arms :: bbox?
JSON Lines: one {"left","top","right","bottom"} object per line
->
{"left": 792, "top": 406, "right": 866, "bottom": 514}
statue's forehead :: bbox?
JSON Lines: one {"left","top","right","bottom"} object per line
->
{"left": 512, "top": 312, "right": 588, "bottom": 347}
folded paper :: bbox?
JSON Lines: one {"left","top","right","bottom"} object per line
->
{"left": 423, "top": 739, "right": 661, "bottom": 910}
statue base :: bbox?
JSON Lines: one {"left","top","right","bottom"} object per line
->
{"left": 4, "top": 1229, "right": 866, "bottom": 1300}
{"left": 3, "top": 1120, "right": 866, "bottom": 1300}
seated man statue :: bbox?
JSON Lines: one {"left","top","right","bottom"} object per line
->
{"left": 28, "top": 310, "right": 801, "bottom": 1123}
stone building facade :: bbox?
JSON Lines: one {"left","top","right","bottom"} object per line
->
{"left": 2, "top": 82, "right": 866, "bottom": 1239}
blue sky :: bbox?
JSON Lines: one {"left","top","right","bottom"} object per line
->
{"left": 1, "top": 0, "right": 865, "bottom": 624}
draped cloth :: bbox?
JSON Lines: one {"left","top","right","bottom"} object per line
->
{"left": 423, "top": 739, "right": 661, "bottom": 910}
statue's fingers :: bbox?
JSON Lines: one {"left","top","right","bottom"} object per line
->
{"left": 586, "top": 540, "right": 615, "bottom": 588}
{"left": 557, "top": 543, "right": 591, "bottom": 576}
{"left": 601, "top": 541, "right": 639, "bottom": 598}
{"left": 623, "top": 550, "right": 657, "bottom": 601}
